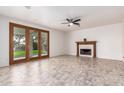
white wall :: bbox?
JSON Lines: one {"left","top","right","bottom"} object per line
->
{"left": 50, "top": 30, "right": 65, "bottom": 57}
{"left": 0, "top": 15, "right": 65, "bottom": 67}
{"left": 65, "top": 23, "right": 124, "bottom": 61}
{"left": 122, "top": 22, "right": 124, "bottom": 61}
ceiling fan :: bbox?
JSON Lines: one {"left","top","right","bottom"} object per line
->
{"left": 62, "top": 17, "right": 81, "bottom": 27}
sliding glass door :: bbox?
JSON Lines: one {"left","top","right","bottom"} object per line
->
{"left": 41, "top": 32, "right": 49, "bottom": 57}
{"left": 10, "top": 23, "right": 49, "bottom": 65}
{"left": 29, "top": 30, "right": 39, "bottom": 58}
{"left": 13, "top": 26, "right": 26, "bottom": 61}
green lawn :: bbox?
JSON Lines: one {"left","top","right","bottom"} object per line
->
{"left": 14, "top": 50, "right": 47, "bottom": 58}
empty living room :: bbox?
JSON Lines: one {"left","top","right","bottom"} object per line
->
{"left": 0, "top": 2, "right": 124, "bottom": 92}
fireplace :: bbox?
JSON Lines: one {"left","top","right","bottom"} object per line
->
{"left": 80, "top": 49, "right": 92, "bottom": 55}
{"left": 76, "top": 41, "right": 96, "bottom": 58}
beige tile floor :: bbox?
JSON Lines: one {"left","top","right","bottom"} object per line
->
{"left": 0, "top": 56, "right": 124, "bottom": 86}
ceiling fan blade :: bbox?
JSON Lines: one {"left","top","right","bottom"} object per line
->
{"left": 73, "top": 19, "right": 81, "bottom": 23}
{"left": 66, "top": 18, "right": 70, "bottom": 22}
{"left": 73, "top": 23, "right": 80, "bottom": 27}
{"left": 61, "top": 22, "right": 69, "bottom": 24}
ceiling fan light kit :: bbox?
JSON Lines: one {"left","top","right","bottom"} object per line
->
{"left": 69, "top": 23, "right": 73, "bottom": 26}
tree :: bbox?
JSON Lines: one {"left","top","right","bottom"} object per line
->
{"left": 14, "top": 33, "right": 25, "bottom": 50}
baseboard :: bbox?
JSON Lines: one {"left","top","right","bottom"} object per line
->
{"left": 64, "top": 54, "right": 123, "bottom": 62}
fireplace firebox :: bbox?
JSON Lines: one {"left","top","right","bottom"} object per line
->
{"left": 80, "top": 49, "right": 91, "bottom": 55}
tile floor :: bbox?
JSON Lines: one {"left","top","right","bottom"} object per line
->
{"left": 0, "top": 56, "right": 124, "bottom": 86}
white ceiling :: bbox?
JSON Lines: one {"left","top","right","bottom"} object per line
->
{"left": 0, "top": 6, "right": 124, "bottom": 31}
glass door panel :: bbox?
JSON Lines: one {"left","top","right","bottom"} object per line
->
{"left": 41, "top": 32, "right": 48, "bottom": 56}
{"left": 13, "top": 27, "right": 26, "bottom": 60}
{"left": 29, "top": 30, "right": 39, "bottom": 58}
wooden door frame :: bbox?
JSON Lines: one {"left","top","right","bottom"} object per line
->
{"left": 9, "top": 22, "right": 50, "bottom": 65}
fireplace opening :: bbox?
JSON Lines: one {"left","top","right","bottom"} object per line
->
{"left": 80, "top": 49, "right": 91, "bottom": 55}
